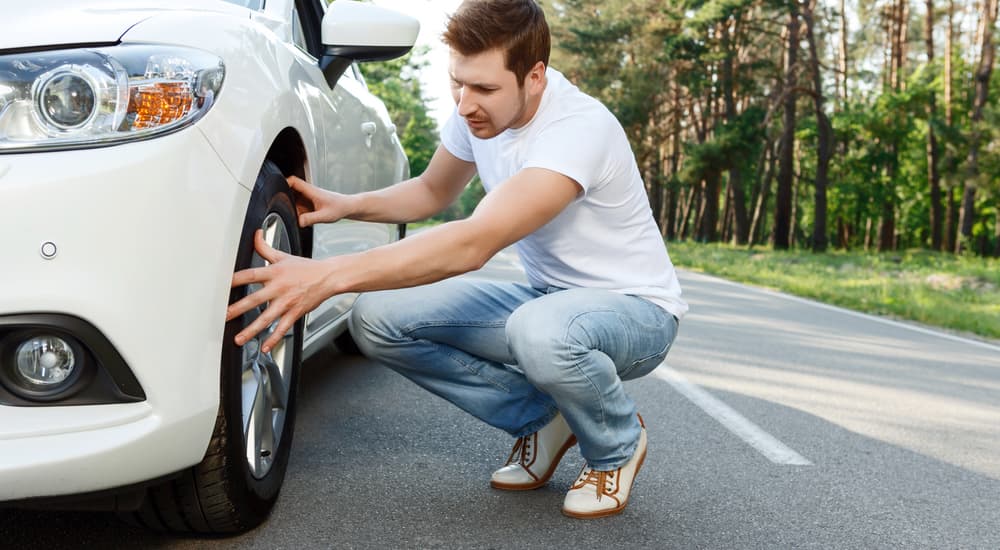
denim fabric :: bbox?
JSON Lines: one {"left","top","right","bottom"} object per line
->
{"left": 349, "top": 277, "right": 679, "bottom": 470}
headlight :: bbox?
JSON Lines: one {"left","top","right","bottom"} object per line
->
{"left": 0, "top": 44, "right": 224, "bottom": 152}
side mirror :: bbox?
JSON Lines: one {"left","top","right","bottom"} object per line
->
{"left": 321, "top": 0, "right": 420, "bottom": 86}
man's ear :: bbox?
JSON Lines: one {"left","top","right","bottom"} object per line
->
{"left": 525, "top": 61, "right": 546, "bottom": 94}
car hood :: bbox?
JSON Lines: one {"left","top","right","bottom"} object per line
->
{"left": 0, "top": 0, "right": 249, "bottom": 51}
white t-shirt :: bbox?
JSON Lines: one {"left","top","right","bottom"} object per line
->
{"left": 440, "top": 68, "right": 688, "bottom": 319}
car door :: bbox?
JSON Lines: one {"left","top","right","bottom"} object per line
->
{"left": 288, "top": 0, "right": 400, "bottom": 335}
{"left": 348, "top": 63, "right": 411, "bottom": 193}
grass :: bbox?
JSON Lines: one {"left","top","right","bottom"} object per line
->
{"left": 666, "top": 241, "right": 1000, "bottom": 341}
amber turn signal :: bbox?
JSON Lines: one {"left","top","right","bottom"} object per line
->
{"left": 129, "top": 82, "right": 194, "bottom": 130}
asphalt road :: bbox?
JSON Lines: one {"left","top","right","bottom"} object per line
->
{"left": 3, "top": 249, "right": 1000, "bottom": 549}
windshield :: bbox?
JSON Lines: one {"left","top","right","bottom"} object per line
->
{"left": 220, "top": 0, "right": 263, "bottom": 9}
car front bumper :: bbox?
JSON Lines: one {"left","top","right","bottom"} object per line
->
{"left": 0, "top": 128, "right": 249, "bottom": 500}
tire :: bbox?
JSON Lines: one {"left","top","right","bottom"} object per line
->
{"left": 127, "top": 161, "right": 303, "bottom": 534}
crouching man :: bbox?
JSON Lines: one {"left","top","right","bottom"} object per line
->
{"left": 227, "top": 0, "right": 686, "bottom": 518}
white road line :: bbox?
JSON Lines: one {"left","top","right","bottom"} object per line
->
{"left": 652, "top": 365, "right": 813, "bottom": 466}
{"left": 680, "top": 270, "right": 1000, "bottom": 353}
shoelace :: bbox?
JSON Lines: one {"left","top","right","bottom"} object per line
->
{"left": 575, "top": 467, "right": 616, "bottom": 500}
{"left": 506, "top": 433, "right": 535, "bottom": 466}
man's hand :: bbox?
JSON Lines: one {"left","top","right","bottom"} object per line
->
{"left": 227, "top": 229, "right": 336, "bottom": 353}
{"left": 287, "top": 175, "right": 352, "bottom": 228}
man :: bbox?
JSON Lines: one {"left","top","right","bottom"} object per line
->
{"left": 226, "top": 0, "right": 686, "bottom": 519}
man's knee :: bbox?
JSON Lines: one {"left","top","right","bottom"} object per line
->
{"left": 349, "top": 292, "right": 400, "bottom": 355}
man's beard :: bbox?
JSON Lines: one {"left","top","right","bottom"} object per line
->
{"left": 470, "top": 91, "right": 528, "bottom": 139}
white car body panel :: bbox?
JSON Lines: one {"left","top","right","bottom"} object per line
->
{"left": 0, "top": 130, "right": 242, "bottom": 498}
{"left": 122, "top": 11, "right": 316, "bottom": 191}
{"left": 123, "top": 4, "right": 403, "bottom": 334}
{"left": 0, "top": 1, "right": 248, "bottom": 51}
{"left": 0, "top": 0, "right": 414, "bottom": 502}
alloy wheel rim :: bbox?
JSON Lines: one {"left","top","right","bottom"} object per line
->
{"left": 240, "top": 212, "right": 295, "bottom": 479}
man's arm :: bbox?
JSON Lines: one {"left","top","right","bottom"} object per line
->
{"left": 227, "top": 167, "right": 581, "bottom": 352}
{"left": 303, "top": 145, "right": 476, "bottom": 225}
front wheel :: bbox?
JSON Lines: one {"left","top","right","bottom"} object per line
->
{"left": 128, "top": 161, "right": 303, "bottom": 534}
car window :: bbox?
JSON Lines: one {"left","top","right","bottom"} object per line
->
{"left": 293, "top": 0, "right": 325, "bottom": 59}
{"left": 220, "top": 0, "right": 264, "bottom": 9}
{"left": 350, "top": 62, "right": 367, "bottom": 87}
{"left": 292, "top": 9, "right": 309, "bottom": 54}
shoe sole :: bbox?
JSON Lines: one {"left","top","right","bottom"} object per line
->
{"left": 490, "top": 435, "right": 578, "bottom": 491}
{"left": 560, "top": 445, "right": 647, "bottom": 519}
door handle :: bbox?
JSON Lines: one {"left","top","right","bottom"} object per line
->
{"left": 361, "top": 121, "right": 376, "bottom": 147}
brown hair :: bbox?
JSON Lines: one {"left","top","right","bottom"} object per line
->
{"left": 442, "top": 0, "right": 551, "bottom": 85}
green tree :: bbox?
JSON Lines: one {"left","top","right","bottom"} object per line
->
{"left": 363, "top": 0, "right": 1000, "bottom": 256}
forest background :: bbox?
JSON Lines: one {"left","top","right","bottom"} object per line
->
{"left": 360, "top": 0, "right": 1000, "bottom": 340}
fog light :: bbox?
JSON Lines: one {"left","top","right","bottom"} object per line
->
{"left": 0, "top": 330, "right": 87, "bottom": 402}
{"left": 15, "top": 335, "right": 77, "bottom": 386}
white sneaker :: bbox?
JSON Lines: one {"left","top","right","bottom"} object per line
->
{"left": 491, "top": 412, "right": 577, "bottom": 491}
{"left": 562, "top": 414, "right": 647, "bottom": 519}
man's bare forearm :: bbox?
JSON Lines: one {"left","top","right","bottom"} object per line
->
{"left": 320, "top": 168, "right": 580, "bottom": 299}
{"left": 341, "top": 146, "right": 476, "bottom": 224}
{"left": 320, "top": 218, "right": 494, "bottom": 296}
{"left": 337, "top": 175, "right": 451, "bottom": 224}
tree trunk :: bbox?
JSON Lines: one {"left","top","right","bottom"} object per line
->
{"left": 697, "top": 172, "right": 721, "bottom": 242}
{"left": 803, "top": 0, "right": 831, "bottom": 252}
{"left": 899, "top": 1, "right": 909, "bottom": 91}
{"left": 691, "top": 65, "right": 720, "bottom": 243}
{"left": 994, "top": 206, "right": 1000, "bottom": 257}
{"left": 790, "top": 155, "right": 799, "bottom": 248}
{"left": 661, "top": 180, "right": 677, "bottom": 240}
{"left": 722, "top": 184, "right": 734, "bottom": 242}
{"left": 750, "top": 140, "right": 777, "bottom": 246}
{"left": 838, "top": 0, "right": 848, "bottom": 105}
{"left": 957, "top": 0, "right": 998, "bottom": 253}
{"left": 945, "top": 186, "right": 959, "bottom": 251}
{"left": 943, "top": 0, "right": 958, "bottom": 252}
{"left": 678, "top": 186, "right": 697, "bottom": 240}
{"left": 773, "top": 2, "right": 799, "bottom": 250}
{"left": 864, "top": 216, "right": 873, "bottom": 251}
{"left": 721, "top": 23, "right": 750, "bottom": 244}
{"left": 925, "top": 0, "right": 943, "bottom": 250}
{"left": 837, "top": 216, "right": 850, "bottom": 249}
{"left": 662, "top": 75, "right": 683, "bottom": 240}
{"left": 879, "top": 188, "right": 896, "bottom": 251}
{"left": 728, "top": 168, "right": 749, "bottom": 244}
{"left": 878, "top": 0, "right": 906, "bottom": 252}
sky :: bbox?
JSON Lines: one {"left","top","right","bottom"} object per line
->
{"left": 371, "top": 0, "right": 463, "bottom": 128}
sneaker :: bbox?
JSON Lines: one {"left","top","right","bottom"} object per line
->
{"left": 561, "top": 414, "right": 647, "bottom": 519}
{"left": 491, "top": 412, "right": 577, "bottom": 491}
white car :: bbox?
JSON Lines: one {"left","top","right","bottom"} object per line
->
{"left": 0, "top": 0, "right": 418, "bottom": 533}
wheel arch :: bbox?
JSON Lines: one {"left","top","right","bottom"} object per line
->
{"left": 263, "top": 127, "right": 314, "bottom": 259}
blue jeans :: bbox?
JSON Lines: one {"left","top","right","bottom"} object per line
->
{"left": 349, "top": 277, "right": 679, "bottom": 470}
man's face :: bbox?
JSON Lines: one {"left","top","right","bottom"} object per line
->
{"left": 449, "top": 48, "right": 534, "bottom": 139}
